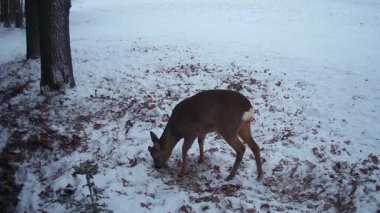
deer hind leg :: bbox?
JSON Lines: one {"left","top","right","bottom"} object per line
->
{"left": 238, "top": 122, "right": 263, "bottom": 180}
{"left": 220, "top": 131, "right": 246, "bottom": 181}
{"left": 179, "top": 136, "right": 196, "bottom": 177}
{"left": 197, "top": 135, "right": 205, "bottom": 163}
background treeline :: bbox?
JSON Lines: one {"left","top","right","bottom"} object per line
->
{"left": 1, "top": 0, "right": 24, "bottom": 28}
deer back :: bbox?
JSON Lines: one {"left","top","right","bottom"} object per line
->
{"left": 167, "top": 90, "right": 253, "bottom": 138}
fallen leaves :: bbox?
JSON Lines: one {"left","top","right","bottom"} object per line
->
{"left": 140, "top": 202, "right": 152, "bottom": 209}
{"left": 178, "top": 205, "right": 193, "bottom": 213}
{"left": 220, "top": 184, "right": 241, "bottom": 197}
{"left": 60, "top": 134, "right": 82, "bottom": 153}
{"left": 122, "top": 178, "right": 129, "bottom": 187}
{"left": 281, "top": 129, "right": 293, "bottom": 140}
{"left": 93, "top": 123, "right": 103, "bottom": 130}
{"left": 128, "top": 157, "right": 138, "bottom": 168}
{"left": 193, "top": 195, "right": 220, "bottom": 203}
{"left": 1, "top": 52, "right": 379, "bottom": 213}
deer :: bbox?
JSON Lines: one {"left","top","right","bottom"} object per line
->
{"left": 148, "top": 89, "right": 263, "bottom": 181}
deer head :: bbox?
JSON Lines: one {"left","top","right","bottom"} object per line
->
{"left": 148, "top": 131, "right": 168, "bottom": 168}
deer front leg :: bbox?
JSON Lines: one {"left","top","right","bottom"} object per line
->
{"left": 198, "top": 136, "right": 205, "bottom": 163}
{"left": 179, "top": 136, "right": 196, "bottom": 177}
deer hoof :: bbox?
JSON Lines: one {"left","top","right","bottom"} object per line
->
{"left": 257, "top": 173, "right": 263, "bottom": 181}
{"left": 225, "top": 175, "right": 234, "bottom": 181}
{"left": 198, "top": 158, "right": 204, "bottom": 164}
{"left": 178, "top": 169, "right": 189, "bottom": 177}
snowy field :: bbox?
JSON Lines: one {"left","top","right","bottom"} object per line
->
{"left": 1, "top": 0, "right": 380, "bottom": 212}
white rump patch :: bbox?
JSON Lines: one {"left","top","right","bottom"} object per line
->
{"left": 242, "top": 108, "right": 254, "bottom": 121}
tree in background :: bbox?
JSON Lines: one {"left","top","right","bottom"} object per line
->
{"left": 0, "top": 0, "right": 23, "bottom": 28}
{"left": 38, "top": 0, "right": 75, "bottom": 94}
{"left": 2, "top": 0, "right": 75, "bottom": 94}
{"left": 1, "top": 0, "right": 11, "bottom": 27}
{"left": 14, "top": 0, "right": 23, "bottom": 28}
{"left": 25, "top": 0, "right": 40, "bottom": 59}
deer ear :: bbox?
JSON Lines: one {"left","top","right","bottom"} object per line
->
{"left": 150, "top": 131, "right": 159, "bottom": 143}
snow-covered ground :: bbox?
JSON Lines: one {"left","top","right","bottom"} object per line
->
{"left": 1, "top": 0, "right": 379, "bottom": 212}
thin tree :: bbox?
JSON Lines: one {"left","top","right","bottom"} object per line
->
{"left": 2, "top": 0, "right": 11, "bottom": 27}
{"left": 14, "top": 0, "right": 23, "bottom": 28}
{"left": 1, "top": 0, "right": 23, "bottom": 27}
{"left": 0, "top": 0, "right": 4, "bottom": 23}
{"left": 25, "top": 0, "right": 40, "bottom": 59}
{"left": 39, "top": 0, "right": 75, "bottom": 94}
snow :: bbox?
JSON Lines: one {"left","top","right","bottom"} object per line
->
{"left": 1, "top": 0, "right": 380, "bottom": 212}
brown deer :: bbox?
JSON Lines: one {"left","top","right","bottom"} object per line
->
{"left": 148, "top": 89, "right": 263, "bottom": 181}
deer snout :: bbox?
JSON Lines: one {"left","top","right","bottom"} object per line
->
{"left": 153, "top": 160, "right": 168, "bottom": 169}
{"left": 154, "top": 162, "right": 163, "bottom": 168}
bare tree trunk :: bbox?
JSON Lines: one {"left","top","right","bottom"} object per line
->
{"left": 8, "top": 0, "right": 14, "bottom": 24}
{"left": 14, "top": 0, "right": 22, "bottom": 28}
{"left": 39, "top": 0, "right": 75, "bottom": 94}
{"left": 25, "top": 0, "right": 39, "bottom": 59}
{"left": 3, "top": 0, "right": 11, "bottom": 27}
{"left": 1, "top": 0, "right": 4, "bottom": 23}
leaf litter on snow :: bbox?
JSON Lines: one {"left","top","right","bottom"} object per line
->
{"left": 0, "top": 44, "right": 379, "bottom": 212}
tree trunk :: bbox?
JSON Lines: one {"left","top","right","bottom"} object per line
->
{"left": 8, "top": 0, "right": 14, "bottom": 24}
{"left": 1, "top": 0, "right": 4, "bottom": 23}
{"left": 3, "top": 0, "right": 11, "bottom": 27}
{"left": 14, "top": 0, "right": 22, "bottom": 28}
{"left": 25, "top": 0, "right": 39, "bottom": 59}
{"left": 39, "top": 0, "right": 75, "bottom": 94}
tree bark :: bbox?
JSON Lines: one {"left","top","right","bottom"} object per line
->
{"left": 14, "top": 0, "right": 22, "bottom": 28}
{"left": 1, "top": 0, "right": 4, "bottom": 23}
{"left": 3, "top": 0, "right": 11, "bottom": 27}
{"left": 25, "top": 0, "right": 40, "bottom": 59}
{"left": 39, "top": 0, "right": 75, "bottom": 94}
{"left": 8, "top": 0, "right": 14, "bottom": 24}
